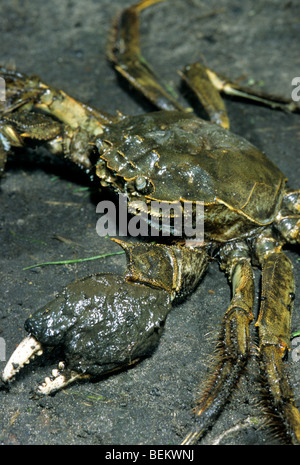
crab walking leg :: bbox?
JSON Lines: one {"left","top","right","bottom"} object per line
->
{"left": 110, "top": 0, "right": 185, "bottom": 112}
{"left": 180, "top": 63, "right": 230, "bottom": 129}
{"left": 110, "top": 1, "right": 300, "bottom": 118}
{"left": 256, "top": 249, "right": 300, "bottom": 444}
{"left": 181, "top": 62, "right": 300, "bottom": 131}
{"left": 0, "top": 68, "right": 122, "bottom": 173}
{"left": 203, "top": 66, "right": 300, "bottom": 114}
{"left": 1, "top": 68, "right": 115, "bottom": 128}
{"left": 0, "top": 108, "right": 94, "bottom": 173}
{"left": 182, "top": 63, "right": 299, "bottom": 119}
{"left": 181, "top": 257, "right": 254, "bottom": 445}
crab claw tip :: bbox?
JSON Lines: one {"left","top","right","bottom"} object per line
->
{"left": 37, "top": 363, "right": 87, "bottom": 395}
{"left": 2, "top": 334, "right": 43, "bottom": 383}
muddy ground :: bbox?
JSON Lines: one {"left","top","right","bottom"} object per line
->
{"left": 0, "top": 0, "right": 300, "bottom": 446}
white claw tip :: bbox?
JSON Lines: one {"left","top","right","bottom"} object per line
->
{"left": 37, "top": 365, "right": 82, "bottom": 395}
{"left": 2, "top": 335, "right": 43, "bottom": 382}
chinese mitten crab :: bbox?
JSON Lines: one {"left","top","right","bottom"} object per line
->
{"left": 1, "top": 0, "right": 300, "bottom": 445}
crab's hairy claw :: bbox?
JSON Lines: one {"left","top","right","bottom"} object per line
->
{"left": 181, "top": 256, "right": 254, "bottom": 445}
{"left": 1, "top": 242, "right": 208, "bottom": 396}
{"left": 23, "top": 272, "right": 172, "bottom": 382}
{"left": 2, "top": 335, "right": 43, "bottom": 383}
{"left": 256, "top": 250, "right": 300, "bottom": 444}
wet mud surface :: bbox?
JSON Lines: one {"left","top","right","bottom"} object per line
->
{"left": 0, "top": 0, "right": 300, "bottom": 445}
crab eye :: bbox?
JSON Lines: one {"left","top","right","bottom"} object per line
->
{"left": 135, "top": 176, "right": 150, "bottom": 193}
{"left": 95, "top": 139, "right": 105, "bottom": 153}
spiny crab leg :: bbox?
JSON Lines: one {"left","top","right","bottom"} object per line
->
{"left": 2, "top": 335, "right": 43, "bottom": 383}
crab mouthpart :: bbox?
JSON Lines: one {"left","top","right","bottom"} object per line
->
{"left": 2, "top": 334, "right": 43, "bottom": 382}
